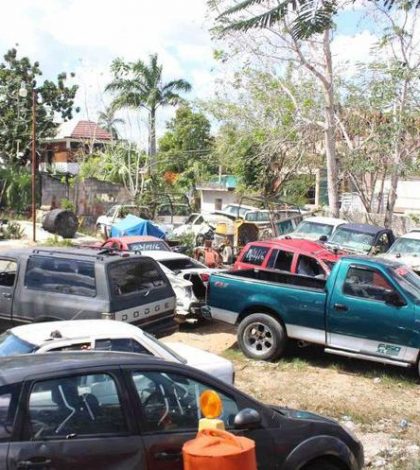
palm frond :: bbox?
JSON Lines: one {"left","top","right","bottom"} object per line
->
{"left": 291, "top": 1, "right": 336, "bottom": 39}
{"left": 163, "top": 79, "right": 192, "bottom": 93}
{"left": 216, "top": 0, "right": 268, "bottom": 18}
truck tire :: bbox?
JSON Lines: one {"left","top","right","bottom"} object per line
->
{"left": 302, "top": 460, "right": 344, "bottom": 470}
{"left": 238, "top": 313, "right": 286, "bottom": 361}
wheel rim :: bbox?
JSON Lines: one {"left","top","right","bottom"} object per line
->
{"left": 243, "top": 321, "right": 274, "bottom": 356}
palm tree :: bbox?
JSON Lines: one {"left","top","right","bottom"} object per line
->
{"left": 98, "top": 105, "right": 125, "bottom": 140}
{"left": 105, "top": 54, "right": 191, "bottom": 172}
{"left": 216, "top": 0, "right": 418, "bottom": 40}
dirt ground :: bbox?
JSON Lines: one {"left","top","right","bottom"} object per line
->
{"left": 166, "top": 321, "right": 420, "bottom": 469}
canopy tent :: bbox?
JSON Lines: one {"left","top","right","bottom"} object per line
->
{"left": 110, "top": 215, "right": 166, "bottom": 238}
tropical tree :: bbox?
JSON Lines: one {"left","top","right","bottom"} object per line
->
{"left": 97, "top": 105, "right": 125, "bottom": 140}
{"left": 105, "top": 54, "right": 191, "bottom": 171}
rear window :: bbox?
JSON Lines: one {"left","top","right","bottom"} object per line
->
{"left": 241, "top": 246, "right": 270, "bottom": 266}
{"left": 109, "top": 259, "right": 167, "bottom": 296}
{"left": 128, "top": 241, "right": 171, "bottom": 252}
{"left": 25, "top": 256, "right": 96, "bottom": 297}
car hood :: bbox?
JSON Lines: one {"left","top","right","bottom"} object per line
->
{"left": 382, "top": 253, "right": 420, "bottom": 270}
{"left": 166, "top": 342, "right": 234, "bottom": 384}
{"left": 270, "top": 405, "right": 337, "bottom": 424}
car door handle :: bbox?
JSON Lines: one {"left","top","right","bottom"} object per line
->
{"left": 2, "top": 292, "right": 12, "bottom": 298}
{"left": 17, "top": 458, "right": 52, "bottom": 469}
{"left": 154, "top": 451, "right": 182, "bottom": 461}
{"left": 334, "top": 303, "right": 349, "bottom": 312}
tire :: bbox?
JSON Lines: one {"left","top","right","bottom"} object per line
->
{"left": 237, "top": 313, "right": 286, "bottom": 361}
{"left": 222, "top": 245, "right": 233, "bottom": 264}
{"left": 302, "top": 460, "right": 344, "bottom": 470}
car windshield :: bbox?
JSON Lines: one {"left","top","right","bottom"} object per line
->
{"left": 387, "top": 238, "right": 420, "bottom": 256}
{"left": 0, "top": 332, "right": 36, "bottom": 356}
{"left": 159, "top": 258, "right": 205, "bottom": 272}
{"left": 390, "top": 266, "right": 420, "bottom": 302}
{"left": 143, "top": 332, "right": 187, "bottom": 364}
{"left": 128, "top": 241, "right": 171, "bottom": 252}
{"left": 328, "top": 229, "right": 375, "bottom": 252}
{"left": 294, "top": 221, "right": 334, "bottom": 238}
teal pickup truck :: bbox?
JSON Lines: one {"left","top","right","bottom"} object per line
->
{"left": 207, "top": 256, "right": 420, "bottom": 375}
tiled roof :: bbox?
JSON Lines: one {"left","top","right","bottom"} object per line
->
{"left": 56, "top": 121, "right": 112, "bottom": 140}
{"left": 70, "top": 121, "right": 112, "bottom": 140}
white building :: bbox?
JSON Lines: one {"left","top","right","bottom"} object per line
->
{"left": 196, "top": 176, "right": 239, "bottom": 213}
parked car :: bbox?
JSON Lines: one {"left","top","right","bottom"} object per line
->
{"left": 382, "top": 231, "right": 420, "bottom": 274}
{"left": 288, "top": 216, "right": 347, "bottom": 241}
{"left": 0, "top": 320, "right": 234, "bottom": 384}
{"left": 140, "top": 250, "right": 218, "bottom": 320}
{"left": 233, "top": 239, "right": 342, "bottom": 278}
{"left": 96, "top": 204, "right": 150, "bottom": 236}
{"left": 207, "top": 256, "right": 420, "bottom": 376}
{"left": 100, "top": 235, "right": 172, "bottom": 252}
{"left": 221, "top": 203, "right": 260, "bottom": 218}
{"left": 0, "top": 352, "right": 364, "bottom": 470}
{"left": 0, "top": 248, "right": 177, "bottom": 337}
{"left": 326, "top": 223, "right": 395, "bottom": 255}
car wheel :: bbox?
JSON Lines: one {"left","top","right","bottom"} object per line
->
{"left": 302, "top": 460, "right": 345, "bottom": 470}
{"left": 238, "top": 313, "right": 286, "bottom": 361}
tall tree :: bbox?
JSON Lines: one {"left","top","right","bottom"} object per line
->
{"left": 106, "top": 54, "right": 191, "bottom": 172}
{"left": 97, "top": 105, "right": 125, "bottom": 140}
{"left": 0, "top": 47, "right": 78, "bottom": 165}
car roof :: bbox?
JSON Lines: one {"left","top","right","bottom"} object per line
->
{"left": 0, "top": 351, "right": 166, "bottom": 386}
{"left": 335, "top": 223, "right": 385, "bottom": 234}
{"left": 4, "top": 248, "right": 148, "bottom": 264}
{"left": 399, "top": 231, "right": 420, "bottom": 240}
{"left": 342, "top": 255, "right": 403, "bottom": 269}
{"left": 108, "top": 236, "right": 166, "bottom": 243}
{"left": 300, "top": 216, "right": 347, "bottom": 225}
{"left": 10, "top": 320, "right": 144, "bottom": 347}
{"left": 246, "top": 239, "right": 339, "bottom": 260}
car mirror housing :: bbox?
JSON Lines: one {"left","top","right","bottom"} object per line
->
{"left": 233, "top": 408, "right": 262, "bottom": 430}
{"left": 319, "top": 235, "right": 328, "bottom": 242}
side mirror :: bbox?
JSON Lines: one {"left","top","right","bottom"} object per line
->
{"left": 384, "top": 290, "right": 406, "bottom": 307}
{"left": 233, "top": 408, "right": 261, "bottom": 430}
{"left": 319, "top": 235, "right": 328, "bottom": 242}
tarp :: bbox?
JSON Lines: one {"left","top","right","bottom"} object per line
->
{"left": 110, "top": 214, "right": 166, "bottom": 238}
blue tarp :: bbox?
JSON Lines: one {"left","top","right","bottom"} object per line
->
{"left": 110, "top": 215, "right": 166, "bottom": 238}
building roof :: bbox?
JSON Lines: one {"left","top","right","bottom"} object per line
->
{"left": 56, "top": 120, "right": 112, "bottom": 141}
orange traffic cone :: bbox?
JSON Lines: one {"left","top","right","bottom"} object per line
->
{"left": 183, "top": 428, "right": 257, "bottom": 470}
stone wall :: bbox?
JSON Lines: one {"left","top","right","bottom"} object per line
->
{"left": 41, "top": 174, "right": 131, "bottom": 227}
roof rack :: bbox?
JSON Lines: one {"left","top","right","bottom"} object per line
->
{"left": 31, "top": 248, "right": 106, "bottom": 260}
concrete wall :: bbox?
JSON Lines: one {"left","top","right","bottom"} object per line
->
{"left": 41, "top": 174, "right": 130, "bottom": 226}
{"left": 200, "top": 189, "right": 238, "bottom": 214}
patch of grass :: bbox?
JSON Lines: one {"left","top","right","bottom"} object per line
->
{"left": 41, "top": 236, "right": 74, "bottom": 247}
{"left": 221, "top": 346, "right": 245, "bottom": 362}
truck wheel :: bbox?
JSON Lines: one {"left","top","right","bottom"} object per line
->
{"left": 238, "top": 313, "right": 286, "bottom": 361}
{"left": 302, "top": 460, "right": 344, "bottom": 470}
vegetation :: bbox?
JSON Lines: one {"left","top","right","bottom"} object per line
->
{"left": 106, "top": 54, "right": 191, "bottom": 171}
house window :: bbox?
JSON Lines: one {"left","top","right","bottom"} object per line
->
{"left": 215, "top": 198, "right": 223, "bottom": 211}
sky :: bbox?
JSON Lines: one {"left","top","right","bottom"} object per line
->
{"left": 0, "top": 0, "right": 386, "bottom": 146}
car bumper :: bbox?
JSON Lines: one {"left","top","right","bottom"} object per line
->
{"left": 136, "top": 312, "right": 178, "bottom": 338}
{"left": 176, "top": 302, "right": 207, "bottom": 321}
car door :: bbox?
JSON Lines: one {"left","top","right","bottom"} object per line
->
{"left": 0, "top": 383, "right": 22, "bottom": 468}
{"left": 0, "top": 257, "right": 18, "bottom": 330}
{"left": 7, "top": 370, "right": 146, "bottom": 470}
{"left": 327, "top": 264, "right": 415, "bottom": 361}
{"left": 124, "top": 368, "right": 278, "bottom": 470}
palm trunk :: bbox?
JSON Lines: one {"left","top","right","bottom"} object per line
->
{"left": 148, "top": 107, "right": 156, "bottom": 174}
{"left": 322, "top": 30, "right": 340, "bottom": 217}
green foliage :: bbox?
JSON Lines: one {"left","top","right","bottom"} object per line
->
{"left": 42, "top": 235, "right": 74, "bottom": 247}
{"left": 157, "top": 105, "right": 215, "bottom": 191}
{"left": 0, "top": 47, "right": 78, "bottom": 164}
{"left": 60, "top": 198, "right": 75, "bottom": 212}
{"left": 170, "top": 232, "right": 196, "bottom": 257}
{"left": 0, "top": 165, "right": 31, "bottom": 212}
{"left": 97, "top": 105, "right": 125, "bottom": 140}
{"left": 0, "top": 221, "right": 23, "bottom": 240}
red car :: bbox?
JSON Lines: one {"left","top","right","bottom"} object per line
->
{"left": 101, "top": 236, "right": 172, "bottom": 252}
{"left": 233, "top": 238, "right": 342, "bottom": 278}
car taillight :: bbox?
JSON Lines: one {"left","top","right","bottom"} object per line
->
{"left": 199, "top": 273, "right": 210, "bottom": 283}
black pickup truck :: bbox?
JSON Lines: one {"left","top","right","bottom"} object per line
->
{"left": 0, "top": 248, "right": 177, "bottom": 337}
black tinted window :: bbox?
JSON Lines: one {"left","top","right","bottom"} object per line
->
{"left": 109, "top": 259, "right": 166, "bottom": 296}
{"left": 0, "top": 384, "right": 20, "bottom": 442}
{"left": 25, "top": 256, "right": 96, "bottom": 297}
{"left": 0, "top": 259, "right": 17, "bottom": 287}
{"left": 242, "top": 246, "right": 270, "bottom": 266}
{"left": 95, "top": 338, "right": 151, "bottom": 354}
{"left": 159, "top": 258, "right": 203, "bottom": 271}
{"left": 27, "top": 374, "right": 127, "bottom": 439}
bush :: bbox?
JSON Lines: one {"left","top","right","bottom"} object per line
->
{"left": 0, "top": 222, "right": 24, "bottom": 240}
{"left": 60, "top": 198, "right": 75, "bottom": 212}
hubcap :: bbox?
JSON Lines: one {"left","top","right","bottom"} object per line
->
{"left": 243, "top": 322, "right": 274, "bottom": 356}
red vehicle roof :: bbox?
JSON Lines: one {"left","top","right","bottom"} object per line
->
{"left": 107, "top": 236, "right": 164, "bottom": 243}
{"left": 246, "top": 238, "right": 340, "bottom": 261}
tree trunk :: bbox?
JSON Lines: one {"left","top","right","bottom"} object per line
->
{"left": 322, "top": 30, "right": 340, "bottom": 217}
{"left": 148, "top": 107, "right": 156, "bottom": 174}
